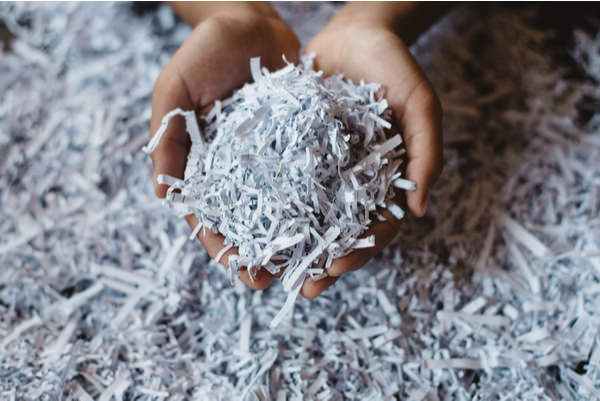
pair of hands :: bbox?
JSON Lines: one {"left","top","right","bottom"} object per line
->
{"left": 150, "top": 3, "right": 443, "bottom": 299}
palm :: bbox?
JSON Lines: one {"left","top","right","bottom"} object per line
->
{"left": 308, "top": 27, "right": 429, "bottom": 114}
{"left": 173, "top": 15, "right": 300, "bottom": 112}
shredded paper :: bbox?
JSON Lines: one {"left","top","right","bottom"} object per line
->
{"left": 144, "top": 55, "right": 412, "bottom": 327}
{"left": 1, "top": 3, "right": 600, "bottom": 400}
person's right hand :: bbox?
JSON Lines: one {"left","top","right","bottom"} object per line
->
{"left": 150, "top": 4, "right": 300, "bottom": 290}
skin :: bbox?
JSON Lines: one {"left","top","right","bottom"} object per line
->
{"left": 149, "top": 2, "right": 446, "bottom": 298}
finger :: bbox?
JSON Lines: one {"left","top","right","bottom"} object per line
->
{"left": 366, "top": 37, "right": 442, "bottom": 217}
{"left": 149, "top": 68, "right": 194, "bottom": 198}
{"left": 300, "top": 275, "right": 338, "bottom": 299}
{"left": 185, "top": 214, "right": 273, "bottom": 290}
{"left": 326, "top": 209, "right": 403, "bottom": 277}
{"left": 239, "top": 266, "right": 273, "bottom": 291}
{"left": 400, "top": 81, "right": 443, "bottom": 217}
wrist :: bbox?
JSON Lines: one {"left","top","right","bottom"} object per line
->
{"left": 169, "top": 2, "right": 279, "bottom": 27}
{"left": 329, "top": 2, "right": 451, "bottom": 45}
{"left": 330, "top": 3, "right": 405, "bottom": 31}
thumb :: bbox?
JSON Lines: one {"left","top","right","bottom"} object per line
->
{"left": 149, "top": 69, "right": 194, "bottom": 198}
{"left": 400, "top": 80, "right": 443, "bottom": 217}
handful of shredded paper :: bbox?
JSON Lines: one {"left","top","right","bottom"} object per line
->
{"left": 144, "top": 56, "right": 414, "bottom": 327}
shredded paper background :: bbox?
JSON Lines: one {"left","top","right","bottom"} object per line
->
{"left": 1, "top": 3, "right": 599, "bottom": 400}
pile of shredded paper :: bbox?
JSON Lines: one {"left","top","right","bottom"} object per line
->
{"left": 144, "top": 56, "right": 412, "bottom": 327}
{"left": 1, "top": 3, "right": 599, "bottom": 400}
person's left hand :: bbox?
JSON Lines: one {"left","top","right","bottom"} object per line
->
{"left": 300, "top": 11, "right": 443, "bottom": 298}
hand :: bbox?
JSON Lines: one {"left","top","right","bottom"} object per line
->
{"left": 300, "top": 5, "right": 444, "bottom": 298}
{"left": 150, "top": 4, "right": 300, "bottom": 290}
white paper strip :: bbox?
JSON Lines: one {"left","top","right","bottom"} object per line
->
{"left": 500, "top": 215, "right": 550, "bottom": 258}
